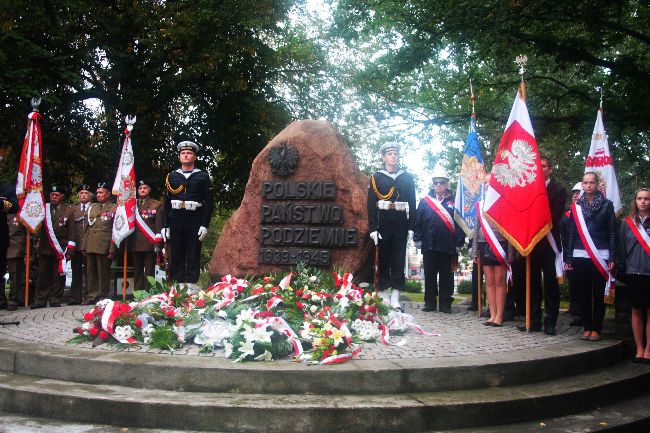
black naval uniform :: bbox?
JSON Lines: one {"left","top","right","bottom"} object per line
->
{"left": 367, "top": 169, "right": 416, "bottom": 292}
{"left": 164, "top": 169, "right": 214, "bottom": 284}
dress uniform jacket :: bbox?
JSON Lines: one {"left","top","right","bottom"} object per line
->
{"left": 130, "top": 197, "right": 163, "bottom": 252}
{"left": 7, "top": 215, "right": 26, "bottom": 260}
{"left": 72, "top": 203, "right": 90, "bottom": 251}
{"left": 38, "top": 204, "right": 76, "bottom": 256}
{"left": 84, "top": 202, "right": 117, "bottom": 255}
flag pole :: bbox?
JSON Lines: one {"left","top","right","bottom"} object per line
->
{"left": 470, "top": 78, "right": 482, "bottom": 317}
{"left": 24, "top": 233, "right": 30, "bottom": 309}
{"left": 515, "top": 54, "right": 532, "bottom": 331}
{"left": 122, "top": 245, "right": 128, "bottom": 301}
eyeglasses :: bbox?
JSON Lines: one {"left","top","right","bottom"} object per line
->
{"left": 433, "top": 181, "right": 447, "bottom": 186}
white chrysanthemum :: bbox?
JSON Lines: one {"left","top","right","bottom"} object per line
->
{"left": 142, "top": 324, "right": 155, "bottom": 337}
{"left": 309, "top": 276, "right": 317, "bottom": 282}
{"left": 114, "top": 325, "right": 134, "bottom": 341}
{"left": 82, "top": 322, "right": 93, "bottom": 332}
{"left": 309, "top": 305, "right": 318, "bottom": 313}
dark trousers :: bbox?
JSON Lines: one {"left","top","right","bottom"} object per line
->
{"left": 505, "top": 259, "right": 526, "bottom": 318}
{"left": 170, "top": 221, "right": 202, "bottom": 284}
{"left": 0, "top": 249, "right": 6, "bottom": 307}
{"left": 530, "top": 244, "right": 560, "bottom": 328}
{"left": 86, "top": 253, "right": 111, "bottom": 301}
{"left": 568, "top": 269, "right": 582, "bottom": 318}
{"left": 70, "top": 252, "right": 86, "bottom": 303}
{"left": 7, "top": 257, "right": 27, "bottom": 304}
{"left": 572, "top": 258, "right": 607, "bottom": 333}
{"left": 133, "top": 251, "right": 155, "bottom": 290}
{"left": 422, "top": 251, "right": 454, "bottom": 308}
{"left": 35, "top": 255, "right": 64, "bottom": 305}
{"left": 377, "top": 221, "right": 408, "bottom": 291}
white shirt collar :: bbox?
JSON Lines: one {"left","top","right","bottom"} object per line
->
{"left": 379, "top": 169, "right": 404, "bottom": 179}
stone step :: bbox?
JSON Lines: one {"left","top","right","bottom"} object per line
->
{"left": 439, "top": 391, "right": 650, "bottom": 433}
{"left": 0, "top": 337, "right": 624, "bottom": 395}
{"left": 1, "top": 362, "right": 648, "bottom": 433}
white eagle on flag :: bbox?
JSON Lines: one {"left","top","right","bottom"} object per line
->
{"left": 492, "top": 139, "right": 537, "bottom": 188}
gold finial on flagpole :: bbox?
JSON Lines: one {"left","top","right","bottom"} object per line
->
{"left": 515, "top": 54, "right": 528, "bottom": 102}
{"left": 30, "top": 97, "right": 41, "bottom": 112}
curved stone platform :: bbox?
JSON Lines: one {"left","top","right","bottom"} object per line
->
{"left": 0, "top": 303, "right": 648, "bottom": 432}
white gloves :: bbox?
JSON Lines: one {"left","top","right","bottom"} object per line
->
{"left": 408, "top": 230, "right": 414, "bottom": 242}
{"left": 370, "top": 231, "right": 382, "bottom": 245}
{"left": 198, "top": 226, "right": 209, "bottom": 241}
{"left": 162, "top": 228, "right": 170, "bottom": 242}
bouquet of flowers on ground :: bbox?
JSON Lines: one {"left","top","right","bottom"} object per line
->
{"left": 70, "top": 263, "right": 433, "bottom": 363}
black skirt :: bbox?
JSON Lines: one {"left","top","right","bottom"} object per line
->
{"left": 626, "top": 274, "right": 650, "bottom": 309}
{"left": 478, "top": 241, "right": 507, "bottom": 266}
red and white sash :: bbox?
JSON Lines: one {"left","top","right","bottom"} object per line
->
{"left": 571, "top": 203, "right": 614, "bottom": 294}
{"left": 424, "top": 195, "right": 454, "bottom": 234}
{"left": 44, "top": 204, "right": 70, "bottom": 275}
{"left": 476, "top": 201, "right": 512, "bottom": 280}
{"left": 625, "top": 216, "right": 650, "bottom": 257}
{"left": 546, "top": 232, "right": 565, "bottom": 280}
{"left": 135, "top": 205, "right": 162, "bottom": 244}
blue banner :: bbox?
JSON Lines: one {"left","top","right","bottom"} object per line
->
{"left": 454, "top": 115, "right": 485, "bottom": 236}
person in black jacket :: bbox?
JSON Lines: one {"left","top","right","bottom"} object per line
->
{"left": 617, "top": 188, "right": 650, "bottom": 363}
{"left": 367, "top": 142, "right": 416, "bottom": 310}
{"left": 564, "top": 172, "right": 617, "bottom": 341}
{"left": 1, "top": 170, "right": 19, "bottom": 309}
{"left": 518, "top": 156, "right": 566, "bottom": 334}
{"left": 163, "top": 141, "right": 214, "bottom": 289}
{"left": 415, "top": 169, "right": 465, "bottom": 313}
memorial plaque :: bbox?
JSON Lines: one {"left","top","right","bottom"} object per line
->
{"left": 210, "top": 120, "right": 372, "bottom": 279}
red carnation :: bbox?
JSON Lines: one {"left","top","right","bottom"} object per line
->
{"left": 262, "top": 276, "right": 272, "bottom": 284}
{"left": 99, "top": 330, "right": 110, "bottom": 340}
{"left": 296, "top": 289, "right": 303, "bottom": 296}
{"left": 195, "top": 299, "right": 205, "bottom": 308}
{"left": 324, "top": 293, "right": 332, "bottom": 299}
{"left": 165, "top": 310, "right": 175, "bottom": 317}
{"left": 89, "top": 328, "right": 99, "bottom": 337}
{"left": 252, "top": 286, "right": 265, "bottom": 295}
{"left": 74, "top": 327, "right": 83, "bottom": 334}
{"left": 230, "top": 277, "right": 237, "bottom": 284}
{"left": 135, "top": 319, "right": 143, "bottom": 328}
{"left": 118, "top": 303, "right": 131, "bottom": 313}
{"left": 296, "top": 302, "right": 305, "bottom": 310}
{"left": 236, "top": 286, "right": 245, "bottom": 293}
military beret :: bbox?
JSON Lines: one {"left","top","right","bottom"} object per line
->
{"left": 177, "top": 141, "right": 199, "bottom": 153}
{"left": 50, "top": 184, "right": 65, "bottom": 194}
{"left": 77, "top": 184, "right": 91, "bottom": 193}
{"left": 138, "top": 179, "right": 152, "bottom": 188}
{"left": 96, "top": 181, "right": 110, "bottom": 192}
{"left": 379, "top": 142, "right": 400, "bottom": 155}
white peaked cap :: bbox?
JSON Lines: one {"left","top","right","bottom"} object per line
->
{"left": 572, "top": 182, "right": 583, "bottom": 192}
{"left": 431, "top": 165, "right": 449, "bottom": 180}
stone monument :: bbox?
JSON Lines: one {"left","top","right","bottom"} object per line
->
{"left": 209, "top": 120, "right": 371, "bottom": 279}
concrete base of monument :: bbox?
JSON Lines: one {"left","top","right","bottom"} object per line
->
{"left": 0, "top": 304, "right": 648, "bottom": 432}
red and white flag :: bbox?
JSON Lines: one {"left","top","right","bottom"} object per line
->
{"left": 16, "top": 110, "right": 46, "bottom": 233}
{"left": 585, "top": 109, "right": 621, "bottom": 214}
{"left": 111, "top": 116, "right": 137, "bottom": 247}
{"left": 484, "top": 90, "right": 551, "bottom": 256}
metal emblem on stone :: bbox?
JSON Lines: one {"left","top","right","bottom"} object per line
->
{"left": 268, "top": 142, "right": 299, "bottom": 177}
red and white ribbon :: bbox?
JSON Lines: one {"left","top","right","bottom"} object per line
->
{"left": 135, "top": 209, "right": 161, "bottom": 244}
{"left": 571, "top": 203, "right": 615, "bottom": 294}
{"left": 320, "top": 344, "right": 361, "bottom": 365}
{"left": 100, "top": 300, "right": 137, "bottom": 344}
{"left": 44, "top": 204, "right": 67, "bottom": 275}
{"left": 625, "top": 217, "right": 650, "bottom": 257}
{"left": 477, "top": 201, "right": 511, "bottom": 281}
{"left": 279, "top": 273, "right": 292, "bottom": 289}
{"left": 262, "top": 316, "right": 303, "bottom": 359}
{"left": 424, "top": 195, "right": 455, "bottom": 234}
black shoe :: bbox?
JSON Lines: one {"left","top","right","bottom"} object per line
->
{"left": 439, "top": 306, "right": 452, "bottom": 314}
{"left": 569, "top": 319, "right": 583, "bottom": 327}
{"left": 518, "top": 325, "right": 542, "bottom": 332}
{"left": 67, "top": 300, "right": 81, "bottom": 306}
{"left": 31, "top": 304, "right": 46, "bottom": 309}
{"left": 6, "top": 303, "right": 19, "bottom": 311}
{"left": 49, "top": 303, "right": 61, "bottom": 308}
{"left": 544, "top": 326, "right": 556, "bottom": 336}
{"left": 467, "top": 306, "right": 477, "bottom": 311}
{"left": 422, "top": 306, "right": 436, "bottom": 312}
